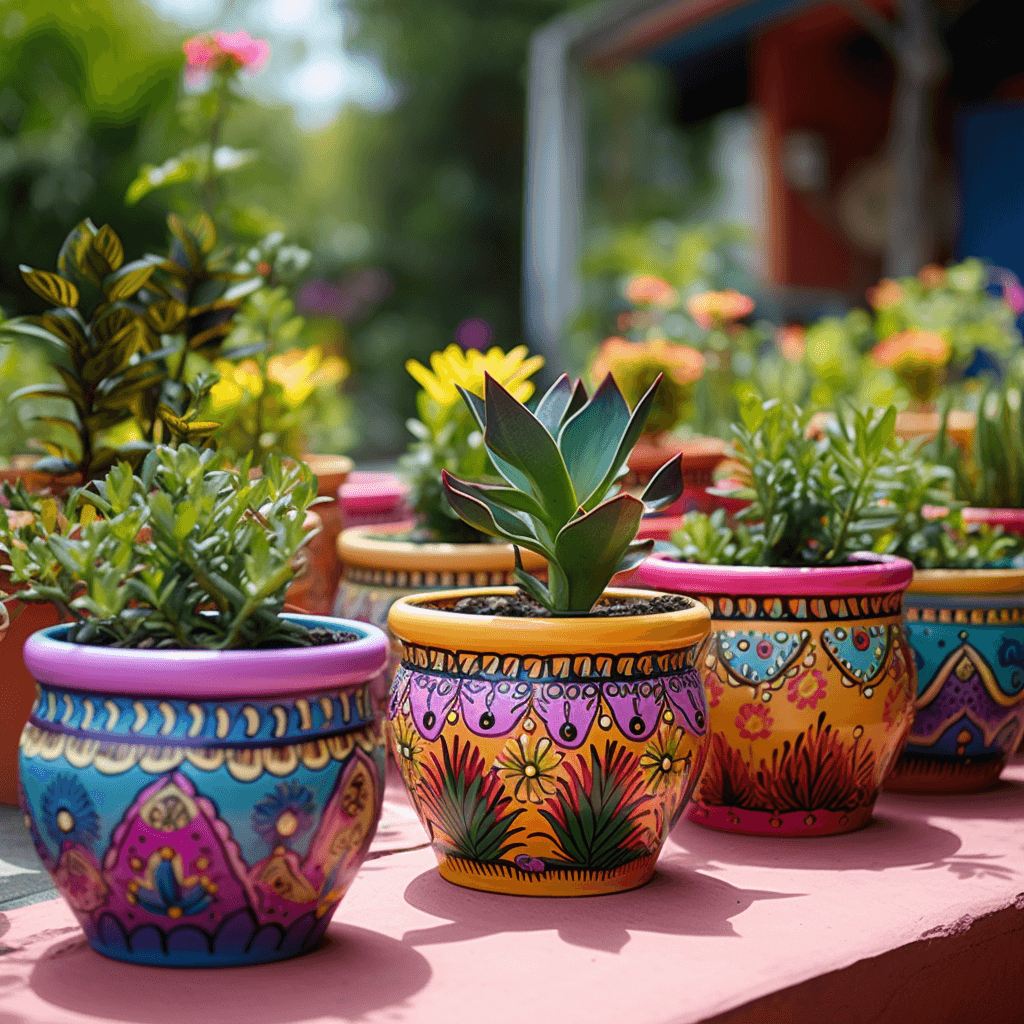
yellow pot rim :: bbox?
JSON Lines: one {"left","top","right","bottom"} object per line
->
{"left": 337, "top": 525, "right": 548, "bottom": 573}
{"left": 907, "top": 568, "right": 1024, "bottom": 595}
{"left": 388, "top": 586, "right": 711, "bottom": 655}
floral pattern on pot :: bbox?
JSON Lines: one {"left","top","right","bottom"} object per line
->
{"left": 18, "top": 616, "right": 387, "bottom": 967}
{"left": 886, "top": 570, "right": 1024, "bottom": 793}
{"left": 636, "top": 556, "right": 917, "bottom": 837}
{"left": 387, "top": 588, "right": 712, "bottom": 896}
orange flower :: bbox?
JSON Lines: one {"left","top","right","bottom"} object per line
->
{"left": 918, "top": 264, "right": 946, "bottom": 288}
{"left": 686, "top": 290, "right": 755, "bottom": 330}
{"left": 866, "top": 278, "right": 904, "bottom": 310}
{"left": 776, "top": 325, "right": 806, "bottom": 362}
{"left": 626, "top": 275, "right": 677, "bottom": 307}
{"left": 735, "top": 701, "right": 773, "bottom": 741}
{"left": 590, "top": 337, "right": 704, "bottom": 387}
{"left": 870, "top": 330, "right": 950, "bottom": 371}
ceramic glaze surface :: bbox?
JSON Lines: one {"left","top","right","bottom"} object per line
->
{"left": 887, "top": 589, "right": 1024, "bottom": 792}
{"left": 637, "top": 558, "right": 917, "bottom": 836}
{"left": 18, "top": 618, "right": 385, "bottom": 967}
{"left": 387, "top": 590, "right": 712, "bottom": 896}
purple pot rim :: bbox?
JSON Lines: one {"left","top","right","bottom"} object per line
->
{"left": 337, "top": 471, "right": 408, "bottom": 514}
{"left": 22, "top": 613, "right": 388, "bottom": 699}
{"left": 636, "top": 552, "right": 914, "bottom": 597}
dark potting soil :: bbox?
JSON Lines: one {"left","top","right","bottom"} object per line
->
{"left": 69, "top": 625, "right": 359, "bottom": 650}
{"left": 441, "top": 591, "right": 694, "bottom": 618}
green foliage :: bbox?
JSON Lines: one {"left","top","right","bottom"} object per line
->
{"left": 538, "top": 741, "right": 648, "bottom": 872}
{"left": 673, "top": 395, "right": 908, "bottom": 567}
{"left": 929, "top": 374, "right": 1024, "bottom": 510}
{"left": 0, "top": 446, "right": 320, "bottom": 649}
{"left": 441, "top": 373, "right": 684, "bottom": 612}
{"left": 416, "top": 735, "right": 525, "bottom": 863}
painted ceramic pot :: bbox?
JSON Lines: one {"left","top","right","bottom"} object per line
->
{"left": 387, "top": 587, "right": 713, "bottom": 896}
{"left": 338, "top": 471, "right": 409, "bottom": 529}
{"left": 18, "top": 614, "right": 388, "bottom": 967}
{"left": 626, "top": 435, "right": 728, "bottom": 516}
{"left": 335, "top": 525, "right": 547, "bottom": 703}
{"left": 885, "top": 569, "right": 1024, "bottom": 792}
{"left": 961, "top": 507, "right": 1024, "bottom": 536}
{"left": 636, "top": 555, "right": 917, "bottom": 837}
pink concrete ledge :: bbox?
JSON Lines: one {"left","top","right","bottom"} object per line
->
{"left": 2, "top": 763, "right": 1023, "bottom": 1024}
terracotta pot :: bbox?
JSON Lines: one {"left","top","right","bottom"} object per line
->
{"left": 338, "top": 471, "right": 409, "bottom": 530}
{"left": 626, "top": 435, "right": 728, "bottom": 514}
{"left": 282, "top": 509, "right": 324, "bottom": 613}
{"left": 297, "top": 454, "right": 353, "bottom": 615}
{"left": 807, "top": 410, "right": 976, "bottom": 449}
{"left": 0, "top": 456, "right": 80, "bottom": 494}
{"left": 18, "top": 613, "right": 387, "bottom": 966}
{"left": 387, "top": 587, "right": 712, "bottom": 895}
{"left": 637, "top": 554, "right": 917, "bottom": 837}
{"left": 885, "top": 569, "right": 1024, "bottom": 793}
{"left": 335, "top": 525, "right": 548, "bottom": 718}
{"left": 961, "top": 507, "right": 1024, "bottom": 536}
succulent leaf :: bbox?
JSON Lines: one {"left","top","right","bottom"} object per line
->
{"left": 533, "top": 373, "right": 574, "bottom": 435}
{"left": 640, "top": 455, "right": 685, "bottom": 512}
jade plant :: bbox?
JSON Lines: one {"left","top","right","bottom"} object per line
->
{"left": 440, "top": 372, "right": 684, "bottom": 612}
{"left": 0, "top": 445, "right": 321, "bottom": 649}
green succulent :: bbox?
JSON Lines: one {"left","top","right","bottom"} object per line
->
{"left": 440, "top": 372, "right": 684, "bottom": 613}
{"left": 0, "top": 445, "right": 320, "bottom": 649}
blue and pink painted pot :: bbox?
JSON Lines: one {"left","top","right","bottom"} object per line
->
{"left": 637, "top": 555, "right": 917, "bottom": 836}
{"left": 886, "top": 569, "right": 1024, "bottom": 793}
{"left": 18, "top": 614, "right": 388, "bottom": 967}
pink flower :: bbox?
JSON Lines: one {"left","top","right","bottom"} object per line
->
{"left": 182, "top": 30, "right": 270, "bottom": 78}
{"left": 776, "top": 325, "right": 806, "bottom": 362}
{"left": 786, "top": 670, "right": 827, "bottom": 710}
{"left": 706, "top": 673, "right": 724, "bottom": 708}
{"left": 686, "top": 290, "right": 755, "bottom": 330}
{"left": 735, "top": 701, "right": 773, "bottom": 741}
{"left": 626, "top": 275, "right": 676, "bottom": 308}
{"left": 1004, "top": 278, "right": 1024, "bottom": 316}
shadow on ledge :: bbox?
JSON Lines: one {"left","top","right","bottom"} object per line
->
{"left": 401, "top": 860, "right": 802, "bottom": 952}
{"left": 29, "top": 922, "right": 431, "bottom": 1024}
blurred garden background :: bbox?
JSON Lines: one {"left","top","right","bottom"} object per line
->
{"left": 1, "top": 0, "right": 1023, "bottom": 465}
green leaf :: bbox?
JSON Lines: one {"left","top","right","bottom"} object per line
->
{"left": 513, "top": 547, "right": 554, "bottom": 611}
{"left": 533, "top": 373, "right": 573, "bottom": 436}
{"left": 552, "top": 493, "right": 645, "bottom": 612}
{"left": 615, "top": 539, "right": 654, "bottom": 574}
{"left": 105, "top": 260, "right": 155, "bottom": 302}
{"left": 9, "top": 383, "right": 74, "bottom": 404}
{"left": 57, "top": 220, "right": 100, "bottom": 285}
{"left": 640, "top": 455, "right": 685, "bottom": 512}
{"left": 482, "top": 375, "right": 577, "bottom": 527}
{"left": 20, "top": 268, "right": 79, "bottom": 309}
{"left": 92, "top": 225, "right": 124, "bottom": 274}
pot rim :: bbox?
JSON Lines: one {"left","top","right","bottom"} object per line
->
{"left": 336, "top": 523, "right": 547, "bottom": 573}
{"left": 636, "top": 552, "right": 914, "bottom": 597}
{"left": 907, "top": 567, "right": 1024, "bottom": 595}
{"left": 22, "top": 613, "right": 388, "bottom": 699}
{"left": 387, "top": 586, "right": 711, "bottom": 654}
{"left": 337, "top": 471, "right": 408, "bottom": 515}
{"left": 962, "top": 506, "right": 1024, "bottom": 523}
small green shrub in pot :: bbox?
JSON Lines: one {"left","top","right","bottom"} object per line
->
{"left": 386, "top": 372, "right": 715, "bottom": 896}
{"left": 7, "top": 446, "right": 389, "bottom": 966}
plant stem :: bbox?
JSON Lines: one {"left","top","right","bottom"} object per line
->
{"left": 200, "top": 75, "right": 232, "bottom": 223}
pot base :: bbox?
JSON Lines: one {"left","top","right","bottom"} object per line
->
{"left": 884, "top": 751, "right": 1006, "bottom": 794}
{"left": 436, "top": 852, "right": 659, "bottom": 897}
{"left": 687, "top": 802, "right": 875, "bottom": 837}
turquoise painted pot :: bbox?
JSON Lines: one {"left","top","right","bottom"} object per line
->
{"left": 18, "top": 614, "right": 388, "bottom": 967}
{"left": 886, "top": 570, "right": 1024, "bottom": 793}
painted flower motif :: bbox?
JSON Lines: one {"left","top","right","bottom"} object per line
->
{"left": 495, "top": 735, "right": 563, "bottom": 803}
{"left": 686, "top": 290, "right": 755, "bottom": 329}
{"left": 706, "top": 672, "right": 724, "bottom": 708}
{"left": 776, "top": 325, "right": 806, "bottom": 362}
{"left": 128, "top": 847, "right": 217, "bottom": 919}
{"left": 39, "top": 775, "right": 100, "bottom": 850}
{"left": 735, "top": 702, "right": 774, "bottom": 741}
{"left": 183, "top": 30, "right": 270, "bottom": 75}
{"left": 252, "top": 781, "right": 317, "bottom": 847}
{"left": 405, "top": 344, "right": 544, "bottom": 409}
{"left": 514, "top": 854, "right": 546, "bottom": 873}
{"left": 625, "top": 275, "right": 677, "bottom": 307}
{"left": 639, "top": 726, "right": 692, "bottom": 794}
{"left": 52, "top": 846, "right": 108, "bottom": 914}
{"left": 391, "top": 717, "right": 423, "bottom": 787}
{"left": 786, "top": 670, "right": 827, "bottom": 711}
{"left": 866, "top": 278, "right": 904, "bottom": 310}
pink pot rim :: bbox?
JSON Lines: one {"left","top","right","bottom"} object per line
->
{"left": 22, "top": 613, "right": 388, "bottom": 699}
{"left": 962, "top": 507, "right": 1024, "bottom": 526}
{"left": 338, "top": 471, "right": 408, "bottom": 515}
{"left": 636, "top": 552, "right": 914, "bottom": 597}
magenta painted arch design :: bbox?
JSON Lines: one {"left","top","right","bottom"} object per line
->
{"left": 636, "top": 553, "right": 914, "bottom": 598}
{"left": 22, "top": 614, "right": 389, "bottom": 699}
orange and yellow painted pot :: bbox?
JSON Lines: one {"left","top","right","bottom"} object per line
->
{"left": 387, "top": 588, "right": 712, "bottom": 896}
{"left": 886, "top": 569, "right": 1024, "bottom": 793}
{"left": 637, "top": 555, "right": 917, "bottom": 837}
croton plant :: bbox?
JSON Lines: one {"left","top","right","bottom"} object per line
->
{"left": 441, "top": 372, "right": 684, "bottom": 613}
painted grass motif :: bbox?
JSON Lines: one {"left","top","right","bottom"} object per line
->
{"left": 416, "top": 735, "right": 525, "bottom": 863}
{"left": 539, "top": 740, "right": 649, "bottom": 872}
{"left": 696, "top": 731, "right": 760, "bottom": 809}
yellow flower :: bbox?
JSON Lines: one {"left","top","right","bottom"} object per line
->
{"left": 405, "top": 344, "right": 544, "bottom": 408}
{"left": 208, "top": 358, "right": 264, "bottom": 411}
{"left": 267, "top": 347, "right": 350, "bottom": 408}
{"left": 495, "top": 734, "right": 563, "bottom": 804}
